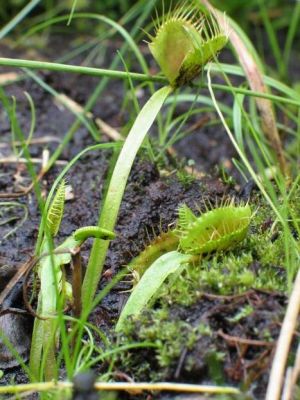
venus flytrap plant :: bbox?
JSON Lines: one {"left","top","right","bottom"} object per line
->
{"left": 116, "top": 251, "right": 191, "bottom": 332}
{"left": 148, "top": 3, "right": 228, "bottom": 87}
{"left": 82, "top": 0, "right": 229, "bottom": 311}
{"left": 177, "top": 201, "right": 251, "bottom": 254}
{"left": 30, "top": 180, "right": 67, "bottom": 381}
{"left": 1, "top": 0, "right": 229, "bottom": 378}
{"left": 29, "top": 180, "right": 116, "bottom": 380}
{"left": 82, "top": 85, "right": 172, "bottom": 310}
{"left": 116, "top": 201, "right": 252, "bottom": 332}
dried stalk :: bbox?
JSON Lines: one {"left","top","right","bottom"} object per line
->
{"left": 71, "top": 248, "right": 82, "bottom": 319}
{"left": 55, "top": 93, "right": 122, "bottom": 141}
{"left": 0, "top": 72, "right": 20, "bottom": 85}
{"left": 0, "top": 381, "right": 240, "bottom": 395}
{"left": 200, "top": 0, "right": 289, "bottom": 178}
{"left": 265, "top": 268, "right": 300, "bottom": 400}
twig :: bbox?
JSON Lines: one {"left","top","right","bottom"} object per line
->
{"left": 55, "top": 93, "right": 122, "bottom": 141}
{"left": 265, "top": 268, "right": 300, "bottom": 400}
{"left": 200, "top": 289, "right": 255, "bottom": 301}
{"left": 0, "top": 72, "right": 20, "bottom": 85}
{"left": 0, "top": 257, "right": 36, "bottom": 306}
{"left": 291, "top": 343, "right": 300, "bottom": 389}
{"left": 185, "top": 115, "right": 211, "bottom": 134}
{"left": 0, "top": 381, "right": 240, "bottom": 395}
{"left": 217, "top": 329, "right": 274, "bottom": 347}
{"left": 113, "top": 371, "right": 135, "bottom": 383}
{"left": 0, "top": 156, "right": 67, "bottom": 165}
{"left": 0, "top": 168, "right": 44, "bottom": 199}
{"left": 174, "top": 348, "right": 188, "bottom": 379}
{"left": 0, "top": 249, "right": 73, "bottom": 319}
{"left": 244, "top": 349, "right": 273, "bottom": 388}
{"left": 282, "top": 368, "right": 293, "bottom": 400}
{"left": 282, "top": 344, "right": 300, "bottom": 400}
{"left": 95, "top": 117, "right": 122, "bottom": 141}
{"left": 0, "top": 136, "right": 61, "bottom": 148}
{"left": 245, "top": 348, "right": 272, "bottom": 370}
{"left": 22, "top": 248, "right": 76, "bottom": 320}
{"left": 71, "top": 247, "right": 82, "bottom": 319}
{"left": 0, "top": 307, "right": 28, "bottom": 316}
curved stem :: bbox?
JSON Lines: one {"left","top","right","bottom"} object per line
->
{"left": 0, "top": 57, "right": 166, "bottom": 83}
{"left": 81, "top": 85, "right": 172, "bottom": 309}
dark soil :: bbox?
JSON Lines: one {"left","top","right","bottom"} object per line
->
{"left": 0, "top": 36, "right": 294, "bottom": 400}
{"left": 118, "top": 290, "right": 287, "bottom": 400}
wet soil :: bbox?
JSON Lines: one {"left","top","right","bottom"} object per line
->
{"left": 120, "top": 290, "right": 287, "bottom": 400}
{"left": 0, "top": 36, "right": 295, "bottom": 399}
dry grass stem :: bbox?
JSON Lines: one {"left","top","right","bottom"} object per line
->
{"left": 0, "top": 72, "right": 20, "bottom": 84}
{"left": 200, "top": 0, "right": 289, "bottom": 178}
{"left": 0, "top": 136, "right": 61, "bottom": 148}
{"left": 0, "top": 381, "right": 241, "bottom": 395}
{"left": 0, "top": 156, "right": 67, "bottom": 165}
{"left": 265, "top": 268, "right": 300, "bottom": 400}
{"left": 55, "top": 93, "right": 122, "bottom": 141}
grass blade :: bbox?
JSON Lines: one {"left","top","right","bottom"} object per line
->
{"left": 116, "top": 251, "right": 191, "bottom": 332}
{"left": 0, "top": 0, "right": 41, "bottom": 40}
{"left": 82, "top": 85, "right": 172, "bottom": 309}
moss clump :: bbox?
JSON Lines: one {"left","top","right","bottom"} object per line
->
{"left": 158, "top": 197, "right": 286, "bottom": 305}
{"left": 117, "top": 289, "right": 285, "bottom": 388}
{"left": 117, "top": 193, "right": 293, "bottom": 388}
{"left": 118, "top": 307, "right": 216, "bottom": 382}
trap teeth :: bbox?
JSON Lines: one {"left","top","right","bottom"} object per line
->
{"left": 148, "top": 3, "right": 228, "bottom": 87}
{"left": 178, "top": 203, "right": 251, "bottom": 255}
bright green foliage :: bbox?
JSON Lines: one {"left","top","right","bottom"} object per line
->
{"left": 177, "top": 203, "right": 252, "bottom": 254}
{"left": 30, "top": 225, "right": 115, "bottom": 380}
{"left": 118, "top": 307, "right": 219, "bottom": 382}
{"left": 73, "top": 226, "right": 116, "bottom": 241}
{"left": 167, "top": 201, "right": 287, "bottom": 302}
{"left": 127, "top": 230, "right": 179, "bottom": 284}
{"left": 117, "top": 202, "right": 252, "bottom": 332}
{"left": 30, "top": 179, "right": 68, "bottom": 379}
{"left": 116, "top": 251, "right": 191, "bottom": 332}
{"left": 82, "top": 85, "right": 172, "bottom": 309}
{"left": 46, "top": 179, "right": 66, "bottom": 237}
{"left": 128, "top": 202, "right": 252, "bottom": 286}
{"left": 228, "top": 305, "right": 254, "bottom": 323}
{"left": 148, "top": 3, "right": 228, "bottom": 87}
{"left": 117, "top": 200, "right": 288, "bottom": 384}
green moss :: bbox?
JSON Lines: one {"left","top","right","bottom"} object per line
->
{"left": 164, "top": 199, "right": 287, "bottom": 302}
{"left": 227, "top": 305, "right": 254, "bottom": 323}
{"left": 118, "top": 194, "right": 292, "bottom": 385}
{"left": 176, "top": 168, "right": 196, "bottom": 188}
{"left": 118, "top": 308, "right": 215, "bottom": 381}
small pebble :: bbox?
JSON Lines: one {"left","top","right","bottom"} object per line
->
{"left": 72, "top": 371, "right": 99, "bottom": 400}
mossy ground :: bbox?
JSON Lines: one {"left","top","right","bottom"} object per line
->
{"left": 116, "top": 189, "right": 299, "bottom": 398}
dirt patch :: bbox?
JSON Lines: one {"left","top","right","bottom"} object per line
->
{"left": 0, "top": 36, "right": 294, "bottom": 400}
{"left": 118, "top": 290, "right": 287, "bottom": 400}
